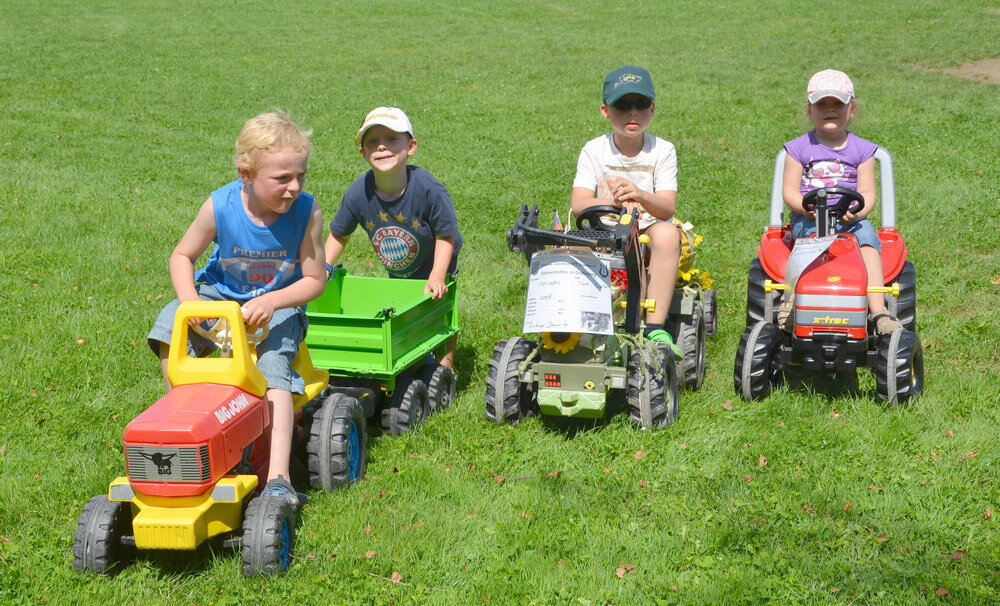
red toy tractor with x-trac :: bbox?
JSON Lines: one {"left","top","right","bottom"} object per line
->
{"left": 735, "top": 148, "right": 923, "bottom": 404}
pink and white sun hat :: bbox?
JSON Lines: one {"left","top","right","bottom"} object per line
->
{"left": 807, "top": 69, "right": 855, "bottom": 104}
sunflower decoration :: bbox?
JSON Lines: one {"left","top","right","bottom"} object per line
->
{"left": 540, "top": 332, "right": 582, "bottom": 354}
{"left": 677, "top": 268, "right": 714, "bottom": 289}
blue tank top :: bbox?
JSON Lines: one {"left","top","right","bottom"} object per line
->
{"left": 195, "top": 179, "right": 314, "bottom": 301}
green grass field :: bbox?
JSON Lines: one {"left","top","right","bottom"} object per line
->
{"left": 2, "top": 0, "right": 999, "bottom": 603}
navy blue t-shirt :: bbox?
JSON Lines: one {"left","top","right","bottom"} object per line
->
{"left": 329, "top": 165, "right": 462, "bottom": 279}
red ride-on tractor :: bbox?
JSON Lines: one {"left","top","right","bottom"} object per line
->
{"left": 735, "top": 148, "right": 923, "bottom": 404}
{"left": 72, "top": 300, "right": 367, "bottom": 576}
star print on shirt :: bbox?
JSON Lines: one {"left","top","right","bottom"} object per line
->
{"left": 411, "top": 218, "right": 421, "bottom": 230}
{"left": 395, "top": 212, "right": 405, "bottom": 223}
{"left": 378, "top": 211, "right": 388, "bottom": 222}
{"left": 365, "top": 220, "right": 375, "bottom": 231}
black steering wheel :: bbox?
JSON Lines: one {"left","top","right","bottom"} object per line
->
{"left": 801, "top": 186, "right": 865, "bottom": 218}
{"left": 575, "top": 204, "right": 621, "bottom": 231}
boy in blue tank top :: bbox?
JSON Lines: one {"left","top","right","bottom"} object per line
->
{"left": 147, "top": 111, "right": 326, "bottom": 507}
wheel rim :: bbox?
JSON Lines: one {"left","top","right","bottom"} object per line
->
{"left": 440, "top": 374, "right": 455, "bottom": 408}
{"left": 347, "top": 419, "right": 360, "bottom": 480}
{"left": 278, "top": 519, "right": 292, "bottom": 570}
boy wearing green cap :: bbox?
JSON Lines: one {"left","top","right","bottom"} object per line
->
{"left": 571, "top": 65, "right": 683, "bottom": 358}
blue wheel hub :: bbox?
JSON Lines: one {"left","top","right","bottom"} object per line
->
{"left": 278, "top": 519, "right": 291, "bottom": 570}
{"left": 347, "top": 420, "right": 360, "bottom": 480}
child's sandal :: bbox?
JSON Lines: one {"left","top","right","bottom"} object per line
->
{"left": 869, "top": 310, "right": 903, "bottom": 336}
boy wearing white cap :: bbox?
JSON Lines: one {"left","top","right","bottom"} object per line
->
{"left": 325, "top": 107, "right": 462, "bottom": 367}
{"left": 780, "top": 69, "right": 902, "bottom": 335}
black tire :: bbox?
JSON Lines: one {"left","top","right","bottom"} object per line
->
{"left": 381, "top": 377, "right": 429, "bottom": 435}
{"left": 72, "top": 495, "right": 133, "bottom": 575}
{"left": 702, "top": 289, "right": 718, "bottom": 337}
{"left": 626, "top": 344, "right": 679, "bottom": 430}
{"left": 746, "top": 258, "right": 782, "bottom": 327}
{"left": 734, "top": 321, "right": 785, "bottom": 401}
{"left": 675, "top": 304, "right": 707, "bottom": 391}
{"left": 875, "top": 329, "right": 924, "bottom": 405}
{"left": 888, "top": 260, "right": 916, "bottom": 331}
{"left": 484, "top": 338, "right": 537, "bottom": 425}
{"left": 241, "top": 495, "right": 296, "bottom": 576}
{"left": 307, "top": 393, "right": 367, "bottom": 489}
{"left": 420, "top": 364, "right": 456, "bottom": 412}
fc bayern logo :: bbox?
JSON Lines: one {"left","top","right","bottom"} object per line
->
{"left": 372, "top": 226, "right": 419, "bottom": 270}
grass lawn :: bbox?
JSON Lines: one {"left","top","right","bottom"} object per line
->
{"left": 2, "top": 0, "right": 999, "bottom": 603}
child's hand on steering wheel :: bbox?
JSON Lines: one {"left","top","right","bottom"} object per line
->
{"left": 609, "top": 177, "right": 639, "bottom": 207}
{"left": 241, "top": 296, "right": 276, "bottom": 329}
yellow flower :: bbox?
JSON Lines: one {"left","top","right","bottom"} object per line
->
{"left": 540, "top": 332, "right": 581, "bottom": 354}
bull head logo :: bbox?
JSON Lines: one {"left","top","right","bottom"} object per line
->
{"left": 140, "top": 451, "right": 176, "bottom": 475}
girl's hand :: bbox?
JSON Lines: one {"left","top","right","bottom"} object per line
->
{"left": 241, "top": 296, "right": 276, "bottom": 329}
{"left": 840, "top": 210, "right": 859, "bottom": 224}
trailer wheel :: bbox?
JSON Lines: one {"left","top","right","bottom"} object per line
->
{"left": 746, "top": 258, "right": 781, "bottom": 327}
{"left": 307, "top": 393, "right": 367, "bottom": 489}
{"left": 675, "top": 304, "right": 707, "bottom": 390}
{"left": 626, "top": 344, "right": 679, "bottom": 430}
{"left": 485, "top": 337, "right": 537, "bottom": 425}
{"left": 381, "top": 377, "right": 429, "bottom": 435}
{"left": 734, "top": 321, "right": 785, "bottom": 400}
{"left": 72, "top": 495, "right": 133, "bottom": 575}
{"left": 703, "top": 289, "right": 718, "bottom": 337}
{"left": 875, "top": 329, "right": 924, "bottom": 405}
{"left": 421, "top": 364, "right": 456, "bottom": 412}
{"left": 241, "top": 495, "right": 295, "bottom": 576}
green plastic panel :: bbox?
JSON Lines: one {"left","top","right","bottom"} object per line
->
{"left": 305, "top": 270, "right": 458, "bottom": 390}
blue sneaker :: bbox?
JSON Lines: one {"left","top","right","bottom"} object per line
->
{"left": 261, "top": 476, "right": 307, "bottom": 508}
{"left": 646, "top": 329, "right": 682, "bottom": 360}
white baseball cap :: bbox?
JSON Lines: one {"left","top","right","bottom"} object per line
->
{"left": 807, "top": 69, "right": 855, "bottom": 104}
{"left": 355, "top": 107, "right": 414, "bottom": 145}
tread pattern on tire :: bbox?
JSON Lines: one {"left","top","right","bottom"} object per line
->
{"left": 424, "top": 364, "right": 456, "bottom": 412}
{"left": 241, "top": 495, "right": 296, "bottom": 576}
{"left": 734, "top": 321, "right": 784, "bottom": 400}
{"left": 674, "top": 304, "right": 706, "bottom": 390}
{"left": 484, "top": 338, "right": 536, "bottom": 425}
{"left": 72, "top": 495, "right": 131, "bottom": 575}
{"left": 888, "top": 260, "right": 916, "bottom": 331}
{"left": 381, "top": 378, "right": 428, "bottom": 435}
{"left": 746, "top": 258, "right": 782, "bottom": 327}
{"left": 626, "top": 344, "right": 679, "bottom": 430}
{"left": 875, "top": 328, "right": 923, "bottom": 405}
{"left": 307, "top": 393, "right": 366, "bottom": 489}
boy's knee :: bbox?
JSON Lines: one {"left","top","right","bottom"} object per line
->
{"left": 645, "top": 221, "right": 681, "bottom": 252}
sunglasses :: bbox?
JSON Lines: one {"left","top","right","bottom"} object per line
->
{"left": 611, "top": 97, "right": 652, "bottom": 112}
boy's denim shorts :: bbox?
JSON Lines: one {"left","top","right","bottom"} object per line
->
{"left": 790, "top": 214, "right": 881, "bottom": 251}
{"left": 146, "top": 283, "right": 307, "bottom": 394}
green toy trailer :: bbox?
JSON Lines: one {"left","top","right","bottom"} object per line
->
{"left": 305, "top": 268, "right": 458, "bottom": 444}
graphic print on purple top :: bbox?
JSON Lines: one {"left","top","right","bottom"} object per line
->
{"left": 783, "top": 131, "right": 878, "bottom": 204}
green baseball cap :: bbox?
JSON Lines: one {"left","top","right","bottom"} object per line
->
{"left": 602, "top": 65, "right": 655, "bottom": 104}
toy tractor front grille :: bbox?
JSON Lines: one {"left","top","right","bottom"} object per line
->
{"left": 125, "top": 444, "right": 211, "bottom": 483}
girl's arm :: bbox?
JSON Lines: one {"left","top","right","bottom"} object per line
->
{"left": 170, "top": 197, "right": 217, "bottom": 303}
{"left": 781, "top": 155, "right": 814, "bottom": 218}
{"left": 849, "top": 157, "right": 877, "bottom": 221}
{"left": 424, "top": 236, "right": 455, "bottom": 300}
{"left": 241, "top": 201, "right": 326, "bottom": 328}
